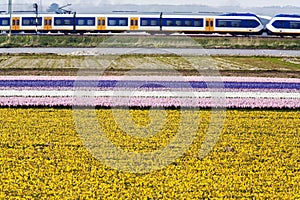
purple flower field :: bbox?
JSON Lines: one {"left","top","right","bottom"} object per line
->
{"left": 0, "top": 76, "right": 299, "bottom": 108}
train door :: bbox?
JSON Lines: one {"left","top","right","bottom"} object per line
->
{"left": 130, "top": 17, "right": 138, "bottom": 30}
{"left": 205, "top": 18, "right": 214, "bottom": 32}
{"left": 12, "top": 17, "right": 20, "bottom": 31}
{"left": 44, "top": 17, "right": 52, "bottom": 31}
{"left": 97, "top": 17, "right": 106, "bottom": 30}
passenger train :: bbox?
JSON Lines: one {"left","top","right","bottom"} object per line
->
{"left": 0, "top": 12, "right": 299, "bottom": 36}
{"left": 266, "top": 14, "right": 300, "bottom": 36}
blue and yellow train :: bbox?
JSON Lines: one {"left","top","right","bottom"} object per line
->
{"left": 0, "top": 12, "right": 299, "bottom": 36}
{"left": 266, "top": 14, "right": 300, "bottom": 36}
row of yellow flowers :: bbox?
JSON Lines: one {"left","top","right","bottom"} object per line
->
{"left": 0, "top": 108, "right": 299, "bottom": 199}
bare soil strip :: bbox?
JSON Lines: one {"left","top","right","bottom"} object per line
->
{"left": 0, "top": 55, "right": 299, "bottom": 78}
{"left": 1, "top": 69, "right": 299, "bottom": 78}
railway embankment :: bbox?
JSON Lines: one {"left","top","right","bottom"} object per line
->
{"left": 0, "top": 35, "right": 299, "bottom": 50}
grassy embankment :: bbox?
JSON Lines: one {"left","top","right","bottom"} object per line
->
{"left": 0, "top": 35, "right": 299, "bottom": 49}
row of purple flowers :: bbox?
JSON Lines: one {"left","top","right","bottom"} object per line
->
{"left": 0, "top": 80, "right": 299, "bottom": 89}
{"left": 0, "top": 76, "right": 299, "bottom": 108}
{"left": 1, "top": 76, "right": 299, "bottom": 83}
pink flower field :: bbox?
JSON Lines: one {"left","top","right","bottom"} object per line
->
{"left": 0, "top": 76, "right": 299, "bottom": 108}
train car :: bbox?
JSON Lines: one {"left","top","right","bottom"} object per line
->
{"left": 266, "top": 14, "right": 300, "bottom": 36}
{"left": 0, "top": 13, "right": 50, "bottom": 33}
{"left": 145, "top": 13, "right": 264, "bottom": 35}
{"left": 0, "top": 12, "right": 264, "bottom": 35}
{"left": 213, "top": 13, "right": 264, "bottom": 35}
{"left": 0, "top": 14, "right": 42, "bottom": 33}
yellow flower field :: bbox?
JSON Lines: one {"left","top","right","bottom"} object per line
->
{"left": 0, "top": 108, "right": 299, "bottom": 199}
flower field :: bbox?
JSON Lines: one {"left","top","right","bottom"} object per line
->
{"left": 0, "top": 108, "right": 299, "bottom": 198}
{"left": 0, "top": 76, "right": 299, "bottom": 108}
{"left": 0, "top": 74, "right": 299, "bottom": 198}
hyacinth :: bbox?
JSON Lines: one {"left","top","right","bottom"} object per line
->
{"left": 0, "top": 76, "right": 299, "bottom": 108}
{"left": 0, "top": 75, "right": 299, "bottom": 199}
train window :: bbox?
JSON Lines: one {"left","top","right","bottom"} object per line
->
{"left": 243, "top": 20, "right": 259, "bottom": 28}
{"left": 102, "top": 20, "right": 105, "bottom": 26}
{"left": 217, "top": 20, "right": 228, "bottom": 27}
{"left": 194, "top": 19, "right": 203, "bottom": 27}
{"left": 108, "top": 18, "right": 128, "bottom": 26}
{"left": 184, "top": 20, "right": 192, "bottom": 26}
{"left": 141, "top": 19, "right": 148, "bottom": 26}
{"left": 232, "top": 20, "right": 241, "bottom": 27}
{"left": 64, "top": 19, "right": 71, "bottom": 25}
{"left": 108, "top": 19, "right": 117, "bottom": 26}
{"left": 16, "top": 20, "right": 20, "bottom": 26}
{"left": 210, "top": 21, "right": 213, "bottom": 27}
{"left": 290, "top": 21, "right": 300, "bottom": 29}
{"left": 78, "top": 19, "right": 85, "bottom": 25}
{"left": 87, "top": 19, "right": 94, "bottom": 25}
{"left": 151, "top": 20, "right": 158, "bottom": 26}
{"left": 277, "top": 22, "right": 283, "bottom": 28}
{"left": 77, "top": 18, "right": 95, "bottom": 26}
{"left": 37, "top": 19, "right": 42, "bottom": 25}
{"left": 2, "top": 19, "right": 9, "bottom": 26}
{"left": 55, "top": 19, "right": 62, "bottom": 25}
{"left": 166, "top": 20, "right": 173, "bottom": 26}
{"left": 272, "top": 20, "right": 288, "bottom": 28}
{"left": 248, "top": 21, "right": 254, "bottom": 27}
{"left": 175, "top": 20, "right": 182, "bottom": 26}
{"left": 119, "top": 19, "right": 127, "bottom": 26}
{"left": 205, "top": 21, "right": 209, "bottom": 27}
{"left": 216, "top": 19, "right": 259, "bottom": 28}
{"left": 140, "top": 18, "right": 159, "bottom": 26}
{"left": 279, "top": 22, "right": 284, "bottom": 28}
{"left": 23, "top": 19, "right": 30, "bottom": 25}
{"left": 141, "top": 20, "right": 148, "bottom": 26}
{"left": 22, "top": 17, "right": 42, "bottom": 26}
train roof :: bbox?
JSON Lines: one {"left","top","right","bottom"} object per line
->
{"left": 220, "top": 13, "right": 261, "bottom": 22}
{"left": 220, "top": 13, "right": 258, "bottom": 17}
{"left": 274, "top": 14, "right": 300, "bottom": 18}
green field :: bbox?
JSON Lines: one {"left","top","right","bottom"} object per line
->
{"left": 0, "top": 35, "right": 300, "bottom": 49}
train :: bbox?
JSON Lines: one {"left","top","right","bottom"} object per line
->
{"left": 266, "top": 14, "right": 300, "bottom": 36}
{"left": 0, "top": 12, "right": 299, "bottom": 36}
